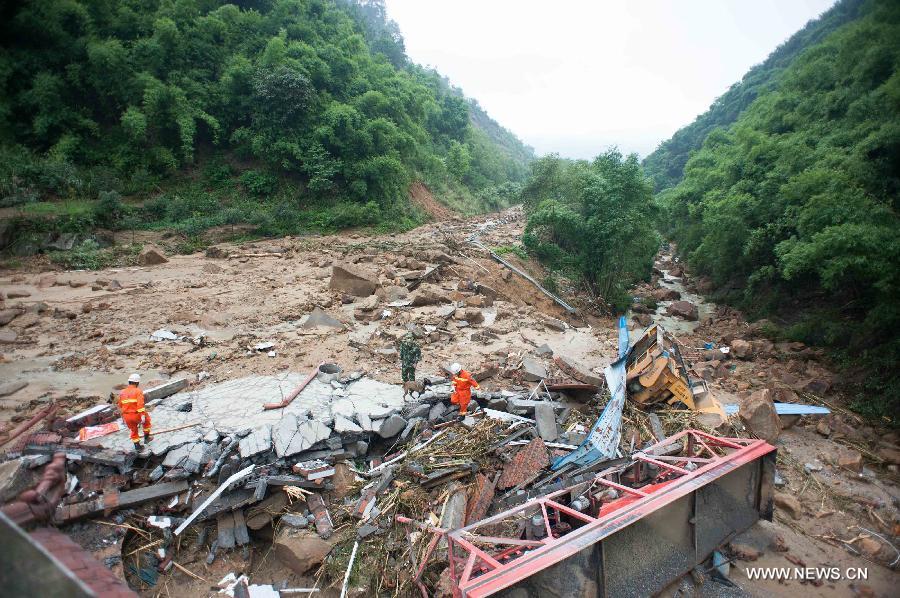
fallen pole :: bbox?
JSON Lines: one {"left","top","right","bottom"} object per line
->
{"left": 150, "top": 421, "right": 204, "bottom": 436}
{"left": 469, "top": 239, "right": 576, "bottom": 313}
{"left": 263, "top": 363, "right": 323, "bottom": 410}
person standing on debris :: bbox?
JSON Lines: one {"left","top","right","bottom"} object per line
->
{"left": 450, "top": 362, "right": 479, "bottom": 415}
{"left": 399, "top": 332, "right": 421, "bottom": 383}
{"left": 118, "top": 373, "right": 152, "bottom": 450}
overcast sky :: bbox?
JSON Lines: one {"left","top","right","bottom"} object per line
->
{"left": 384, "top": 0, "right": 836, "bottom": 159}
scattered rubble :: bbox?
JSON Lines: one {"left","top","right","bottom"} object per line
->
{"left": 0, "top": 208, "right": 895, "bottom": 597}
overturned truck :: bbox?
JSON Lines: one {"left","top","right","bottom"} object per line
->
{"left": 399, "top": 428, "right": 776, "bottom": 597}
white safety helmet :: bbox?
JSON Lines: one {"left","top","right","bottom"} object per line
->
{"left": 128, "top": 373, "right": 141, "bottom": 384}
{"left": 450, "top": 363, "right": 462, "bottom": 375}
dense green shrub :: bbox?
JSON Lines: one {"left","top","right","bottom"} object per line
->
{"left": 662, "top": 0, "right": 900, "bottom": 420}
{"left": 522, "top": 152, "right": 659, "bottom": 310}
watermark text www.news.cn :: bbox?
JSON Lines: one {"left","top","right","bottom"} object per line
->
{"left": 745, "top": 567, "right": 868, "bottom": 581}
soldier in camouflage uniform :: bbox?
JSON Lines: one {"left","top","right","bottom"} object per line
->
{"left": 398, "top": 332, "right": 421, "bottom": 382}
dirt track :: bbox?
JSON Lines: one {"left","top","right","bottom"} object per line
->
{"left": 0, "top": 207, "right": 897, "bottom": 596}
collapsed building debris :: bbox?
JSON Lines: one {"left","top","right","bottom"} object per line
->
{"left": 0, "top": 207, "right": 893, "bottom": 597}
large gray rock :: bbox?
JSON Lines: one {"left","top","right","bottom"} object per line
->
{"left": 274, "top": 528, "right": 334, "bottom": 575}
{"left": 666, "top": 301, "right": 698, "bottom": 321}
{"left": 521, "top": 355, "right": 548, "bottom": 382}
{"left": 378, "top": 414, "right": 407, "bottom": 438}
{"left": 329, "top": 263, "right": 377, "bottom": 297}
{"left": 739, "top": 389, "right": 781, "bottom": 443}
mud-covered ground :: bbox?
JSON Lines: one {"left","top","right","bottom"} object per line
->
{"left": 0, "top": 206, "right": 897, "bottom": 597}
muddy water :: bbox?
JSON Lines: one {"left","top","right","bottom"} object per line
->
{"left": 650, "top": 269, "right": 714, "bottom": 337}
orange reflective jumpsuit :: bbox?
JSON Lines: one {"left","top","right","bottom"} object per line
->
{"left": 118, "top": 385, "right": 151, "bottom": 443}
{"left": 450, "top": 370, "right": 479, "bottom": 415}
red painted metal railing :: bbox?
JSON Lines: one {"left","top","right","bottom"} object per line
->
{"left": 396, "top": 429, "right": 776, "bottom": 597}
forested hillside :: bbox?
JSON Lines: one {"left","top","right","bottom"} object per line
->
{"left": 660, "top": 0, "right": 900, "bottom": 416}
{"left": 0, "top": 0, "right": 532, "bottom": 249}
{"left": 520, "top": 152, "right": 659, "bottom": 311}
{"left": 642, "top": 0, "right": 865, "bottom": 192}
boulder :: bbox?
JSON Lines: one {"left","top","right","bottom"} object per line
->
{"left": 205, "top": 245, "right": 230, "bottom": 259}
{"left": 137, "top": 245, "right": 169, "bottom": 266}
{"left": 774, "top": 492, "right": 803, "bottom": 520}
{"left": 877, "top": 447, "right": 900, "bottom": 466}
{"left": 731, "top": 339, "right": 753, "bottom": 360}
{"left": 837, "top": 449, "right": 864, "bottom": 473}
{"left": 652, "top": 287, "right": 681, "bottom": 301}
{"left": 815, "top": 421, "right": 831, "bottom": 437}
{"left": 454, "top": 308, "right": 484, "bottom": 324}
{"left": 409, "top": 289, "right": 446, "bottom": 307}
{"left": 0, "top": 308, "right": 22, "bottom": 326}
{"left": 666, "top": 301, "right": 698, "bottom": 321}
{"left": 0, "top": 330, "right": 18, "bottom": 344}
{"left": 632, "top": 313, "right": 652, "bottom": 328}
{"left": 273, "top": 528, "right": 333, "bottom": 575}
{"left": 329, "top": 263, "right": 378, "bottom": 297}
{"left": 544, "top": 318, "right": 566, "bottom": 332}
{"left": 739, "top": 389, "right": 781, "bottom": 443}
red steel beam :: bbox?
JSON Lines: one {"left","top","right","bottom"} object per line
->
{"left": 396, "top": 430, "right": 775, "bottom": 598}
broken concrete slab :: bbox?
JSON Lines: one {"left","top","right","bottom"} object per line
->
{"left": 521, "top": 355, "right": 548, "bottom": 382}
{"left": 0, "top": 457, "right": 37, "bottom": 503}
{"left": 162, "top": 441, "right": 216, "bottom": 474}
{"left": 356, "top": 412, "right": 373, "bottom": 431}
{"left": 333, "top": 415, "right": 362, "bottom": 434}
{"left": 378, "top": 414, "right": 407, "bottom": 438}
{"left": 554, "top": 355, "right": 604, "bottom": 387}
{"left": 144, "top": 378, "right": 189, "bottom": 402}
{"left": 428, "top": 403, "right": 447, "bottom": 421}
{"left": 96, "top": 373, "right": 405, "bottom": 454}
{"left": 534, "top": 404, "right": 559, "bottom": 442}
{"left": 272, "top": 414, "right": 332, "bottom": 458}
{"left": 238, "top": 425, "right": 272, "bottom": 459}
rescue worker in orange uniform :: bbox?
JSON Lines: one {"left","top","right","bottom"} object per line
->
{"left": 118, "top": 373, "right": 152, "bottom": 450}
{"left": 449, "top": 363, "right": 479, "bottom": 416}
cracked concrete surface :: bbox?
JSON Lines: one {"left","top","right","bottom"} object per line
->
{"left": 95, "top": 373, "right": 409, "bottom": 455}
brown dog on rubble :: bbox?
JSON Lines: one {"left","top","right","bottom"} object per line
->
{"left": 402, "top": 378, "right": 432, "bottom": 399}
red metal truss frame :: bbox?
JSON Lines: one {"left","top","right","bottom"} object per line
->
{"left": 396, "top": 429, "right": 776, "bottom": 597}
